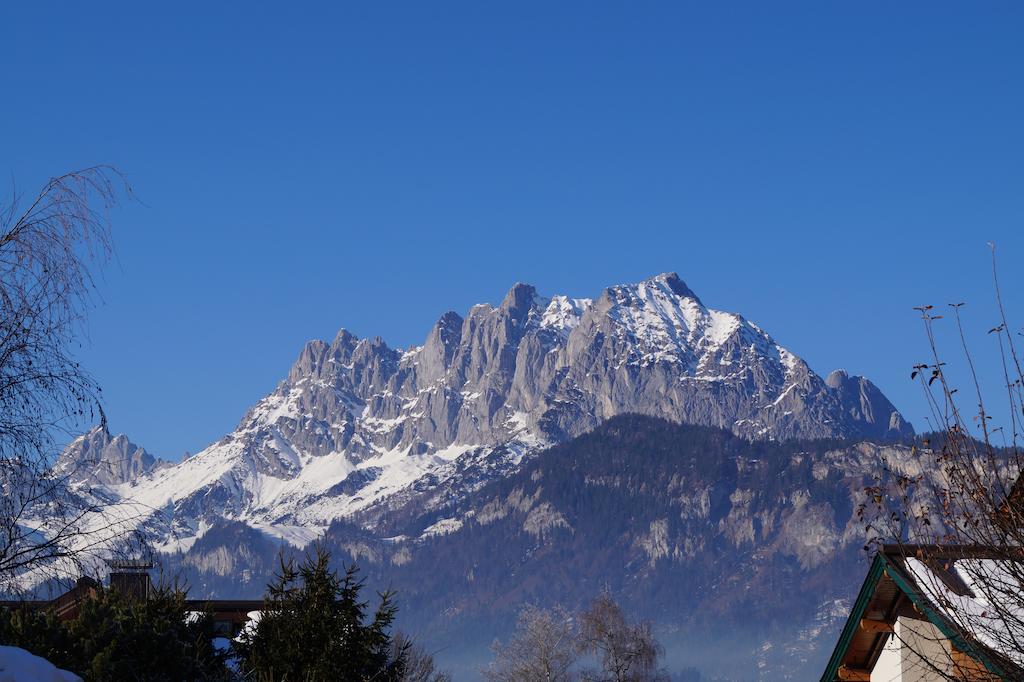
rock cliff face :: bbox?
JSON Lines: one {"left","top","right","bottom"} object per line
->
{"left": 61, "top": 272, "right": 910, "bottom": 551}
{"left": 254, "top": 272, "right": 909, "bottom": 465}
{"left": 56, "top": 426, "right": 162, "bottom": 487}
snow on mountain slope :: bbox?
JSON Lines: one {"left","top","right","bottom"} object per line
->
{"left": 60, "top": 273, "right": 912, "bottom": 552}
{"left": 602, "top": 274, "right": 774, "bottom": 371}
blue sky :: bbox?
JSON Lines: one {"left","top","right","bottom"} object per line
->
{"left": 3, "top": 3, "right": 1023, "bottom": 458}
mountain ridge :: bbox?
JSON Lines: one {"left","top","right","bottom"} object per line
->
{"left": 61, "top": 272, "right": 911, "bottom": 554}
{"left": 174, "top": 415, "right": 910, "bottom": 680}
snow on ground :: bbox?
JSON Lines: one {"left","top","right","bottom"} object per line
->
{"left": 432, "top": 443, "right": 474, "bottom": 462}
{"left": 505, "top": 412, "right": 544, "bottom": 447}
{"left": 250, "top": 523, "right": 325, "bottom": 547}
{"left": 421, "top": 518, "right": 464, "bottom": 538}
{"left": 0, "top": 646, "right": 81, "bottom": 682}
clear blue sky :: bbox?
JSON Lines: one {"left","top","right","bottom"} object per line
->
{"left": 3, "top": 2, "right": 1023, "bottom": 458}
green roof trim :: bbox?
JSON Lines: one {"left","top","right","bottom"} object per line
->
{"left": 820, "top": 552, "right": 1014, "bottom": 681}
{"left": 819, "top": 554, "right": 887, "bottom": 682}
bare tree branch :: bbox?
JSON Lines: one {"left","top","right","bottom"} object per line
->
{"left": 861, "top": 248, "right": 1024, "bottom": 679}
{"left": 0, "top": 167, "right": 143, "bottom": 593}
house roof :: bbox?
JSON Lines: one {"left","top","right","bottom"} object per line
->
{"left": 819, "top": 545, "right": 1020, "bottom": 681}
{"left": 1, "top": 579, "right": 261, "bottom": 625}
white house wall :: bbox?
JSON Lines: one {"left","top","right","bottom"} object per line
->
{"left": 871, "top": 617, "right": 955, "bottom": 681}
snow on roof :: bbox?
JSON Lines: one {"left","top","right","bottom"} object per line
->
{"left": 905, "top": 556, "right": 1024, "bottom": 668}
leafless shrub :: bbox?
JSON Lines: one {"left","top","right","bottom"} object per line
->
{"left": 483, "top": 604, "right": 578, "bottom": 682}
{"left": 861, "top": 246, "right": 1024, "bottom": 679}
{"left": 393, "top": 631, "right": 452, "bottom": 682}
{"left": 483, "top": 594, "right": 669, "bottom": 682}
{"left": 0, "top": 167, "right": 146, "bottom": 593}
{"left": 577, "top": 591, "right": 669, "bottom": 682}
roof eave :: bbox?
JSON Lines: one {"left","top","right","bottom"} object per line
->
{"left": 819, "top": 554, "right": 887, "bottom": 682}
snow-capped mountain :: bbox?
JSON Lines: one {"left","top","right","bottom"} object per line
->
{"left": 56, "top": 426, "right": 164, "bottom": 487}
{"left": 61, "top": 273, "right": 911, "bottom": 552}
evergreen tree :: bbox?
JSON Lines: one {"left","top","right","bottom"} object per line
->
{"left": 234, "top": 545, "right": 408, "bottom": 681}
{"left": 0, "top": 583, "right": 229, "bottom": 681}
{"left": 0, "top": 604, "right": 75, "bottom": 671}
{"left": 68, "top": 585, "right": 228, "bottom": 681}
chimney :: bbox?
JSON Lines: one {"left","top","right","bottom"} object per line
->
{"left": 107, "top": 559, "right": 153, "bottom": 601}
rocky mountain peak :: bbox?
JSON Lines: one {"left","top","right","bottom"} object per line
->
{"left": 63, "top": 273, "right": 912, "bottom": 557}
{"left": 288, "top": 339, "right": 330, "bottom": 381}
{"left": 824, "top": 369, "right": 911, "bottom": 438}
{"left": 650, "top": 271, "right": 702, "bottom": 302}
{"left": 825, "top": 369, "right": 850, "bottom": 388}
{"left": 500, "top": 282, "right": 538, "bottom": 316}
{"left": 57, "top": 425, "right": 161, "bottom": 487}
{"left": 433, "top": 310, "right": 464, "bottom": 338}
{"left": 331, "top": 328, "right": 360, "bottom": 353}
